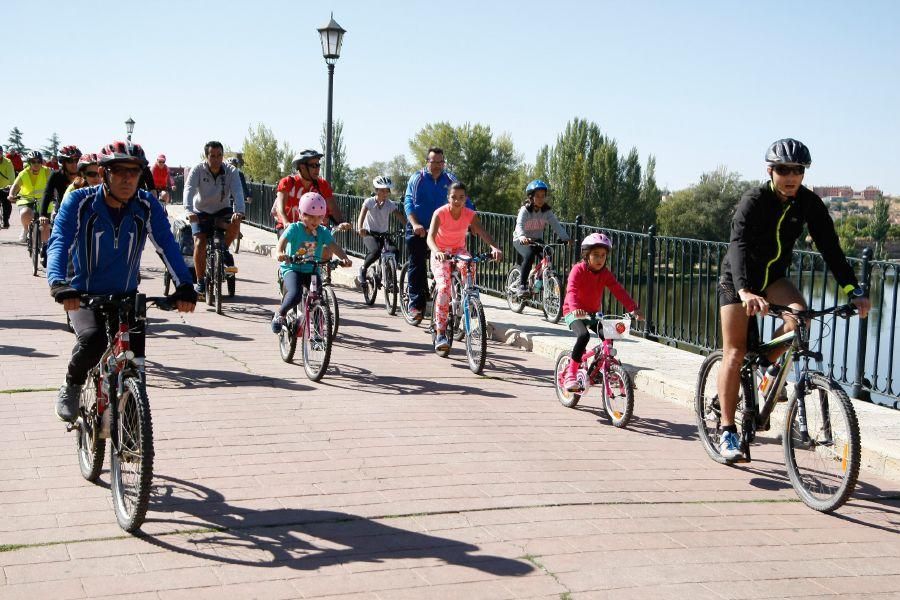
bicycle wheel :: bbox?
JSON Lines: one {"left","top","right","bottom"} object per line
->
{"left": 214, "top": 251, "right": 224, "bottom": 315}
{"left": 31, "top": 225, "right": 40, "bottom": 276}
{"left": 204, "top": 258, "right": 214, "bottom": 306}
{"left": 602, "top": 363, "right": 635, "bottom": 428}
{"left": 383, "top": 260, "right": 398, "bottom": 315}
{"left": 452, "top": 273, "right": 465, "bottom": 342}
{"left": 323, "top": 285, "right": 339, "bottom": 337}
{"left": 110, "top": 375, "right": 154, "bottom": 533}
{"left": 555, "top": 352, "right": 581, "bottom": 408}
{"left": 505, "top": 268, "right": 525, "bottom": 313}
{"left": 279, "top": 310, "right": 298, "bottom": 363}
{"left": 398, "top": 263, "right": 418, "bottom": 325}
{"left": 362, "top": 265, "right": 378, "bottom": 306}
{"left": 76, "top": 372, "right": 105, "bottom": 482}
{"left": 542, "top": 273, "right": 563, "bottom": 324}
{"left": 465, "top": 296, "right": 488, "bottom": 374}
{"left": 695, "top": 351, "right": 753, "bottom": 464}
{"left": 302, "top": 302, "right": 333, "bottom": 381}
{"left": 783, "top": 373, "right": 861, "bottom": 512}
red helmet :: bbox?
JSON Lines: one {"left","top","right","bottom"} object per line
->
{"left": 298, "top": 192, "right": 327, "bottom": 216}
{"left": 99, "top": 140, "right": 148, "bottom": 167}
{"left": 77, "top": 153, "right": 100, "bottom": 172}
{"left": 58, "top": 145, "right": 82, "bottom": 161}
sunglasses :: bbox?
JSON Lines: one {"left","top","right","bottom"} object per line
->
{"left": 305, "top": 162, "right": 321, "bottom": 168}
{"left": 108, "top": 165, "right": 143, "bottom": 178}
{"left": 773, "top": 165, "right": 805, "bottom": 176}
{"left": 84, "top": 171, "right": 100, "bottom": 178}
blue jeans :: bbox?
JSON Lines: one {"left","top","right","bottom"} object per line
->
{"left": 405, "top": 233, "right": 429, "bottom": 312}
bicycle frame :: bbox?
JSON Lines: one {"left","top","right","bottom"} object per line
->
{"left": 579, "top": 333, "right": 620, "bottom": 396}
{"left": 450, "top": 254, "right": 489, "bottom": 335}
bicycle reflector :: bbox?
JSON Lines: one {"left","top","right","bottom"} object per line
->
{"left": 615, "top": 322, "right": 626, "bottom": 334}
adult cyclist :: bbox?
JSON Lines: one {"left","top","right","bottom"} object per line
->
{"left": 8, "top": 151, "right": 51, "bottom": 242}
{"left": 715, "top": 138, "right": 871, "bottom": 462}
{"left": 273, "top": 149, "right": 350, "bottom": 236}
{"left": 47, "top": 140, "right": 196, "bottom": 423}
{"left": 38, "top": 145, "right": 82, "bottom": 253}
{"left": 0, "top": 145, "right": 15, "bottom": 228}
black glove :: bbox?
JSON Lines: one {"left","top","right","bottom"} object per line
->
{"left": 50, "top": 283, "right": 80, "bottom": 304}
{"left": 171, "top": 283, "right": 198, "bottom": 304}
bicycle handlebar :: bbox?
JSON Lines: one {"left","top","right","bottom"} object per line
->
{"left": 445, "top": 252, "right": 495, "bottom": 263}
{"left": 766, "top": 303, "right": 858, "bottom": 320}
{"left": 79, "top": 293, "right": 176, "bottom": 313}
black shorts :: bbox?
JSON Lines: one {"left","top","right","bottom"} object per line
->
{"left": 718, "top": 276, "right": 745, "bottom": 307}
{"left": 191, "top": 208, "right": 233, "bottom": 237}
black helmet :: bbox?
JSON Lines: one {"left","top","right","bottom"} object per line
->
{"left": 291, "top": 149, "right": 324, "bottom": 169}
{"left": 765, "top": 138, "right": 811, "bottom": 167}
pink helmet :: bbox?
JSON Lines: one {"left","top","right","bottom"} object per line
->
{"left": 581, "top": 232, "right": 612, "bottom": 250}
{"left": 298, "top": 192, "right": 327, "bottom": 216}
{"left": 157, "top": 154, "right": 166, "bottom": 162}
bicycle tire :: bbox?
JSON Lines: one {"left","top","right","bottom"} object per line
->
{"left": 302, "top": 302, "right": 333, "bottom": 381}
{"left": 602, "top": 362, "right": 635, "bottom": 428}
{"left": 110, "top": 375, "right": 154, "bottom": 533}
{"left": 214, "top": 251, "right": 224, "bottom": 315}
{"left": 783, "top": 373, "right": 861, "bottom": 512}
{"left": 76, "top": 372, "right": 105, "bottom": 482}
{"left": 204, "top": 255, "right": 214, "bottom": 306}
{"left": 398, "top": 263, "right": 419, "bottom": 325}
{"left": 694, "top": 351, "right": 753, "bottom": 465}
{"left": 323, "top": 285, "right": 339, "bottom": 337}
{"left": 554, "top": 352, "right": 581, "bottom": 408}
{"left": 163, "top": 271, "right": 171, "bottom": 296}
{"left": 362, "top": 265, "right": 377, "bottom": 306}
{"left": 383, "top": 260, "right": 398, "bottom": 315}
{"left": 542, "top": 273, "right": 563, "bottom": 324}
{"left": 506, "top": 268, "right": 525, "bottom": 313}
{"left": 452, "top": 273, "right": 465, "bottom": 342}
{"left": 279, "top": 309, "right": 298, "bottom": 363}
{"left": 465, "top": 296, "right": 488, "bottom": 374}
{"left": 31, "top": 224, "right": 40, "bottom": 276}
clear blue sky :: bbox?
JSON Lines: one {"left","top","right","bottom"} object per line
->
{"left": 4, "top": 0, "right": 898, "bottom": 195}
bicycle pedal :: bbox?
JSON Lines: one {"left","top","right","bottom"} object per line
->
{"left": 224, "top": 266, "right": 239, "bottom": 274}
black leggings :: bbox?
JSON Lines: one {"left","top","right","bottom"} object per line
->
{"left": 516, "top": 244, "right": 541, "bottom": 288}
{"left": 278, "top": 270, "right": 318, "bottom": 316}
{"left": 0, "top": 188, "right": 11, "bottom": 225}
{"left": 362, "top": 236, "right": 383, "bottom": 272}
{"left": 570, "top": 319, "right": 592, "bottom": 363}
{"left": 68, "top": 308, "right": 145, "bottom": 385}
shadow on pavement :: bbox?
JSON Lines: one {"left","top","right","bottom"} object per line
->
{"left": 320, "top": 363, "right": 516, "bottom": 398}
{"left": 0, "top": 318, "right": 69, "bottom": 332}
{"left": 147, "top": 320, "right": 254, "bottom": 342}
{"left": 143, "top": 475, "right": 535, "bottom": 576}
{"left": 0, "top": 345, "right": 55, "bottom": 358}
{"left": 145, "top": 360, "right": 314, "bottom": 392}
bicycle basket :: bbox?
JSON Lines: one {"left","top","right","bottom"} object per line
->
{"left": 600, "top": 316, "right": 631, "bottom": 339}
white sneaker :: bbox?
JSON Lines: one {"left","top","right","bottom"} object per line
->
{"left": 18, "top": 230, "right": 26, "bottom": 242}
{"left": 719, "top": 430, "right": 742, "bottom": 462}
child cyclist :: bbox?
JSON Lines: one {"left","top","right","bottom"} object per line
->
{"left": 427, "top": 182, "right": 503, "bottom": 351}
{"left": 561, "top": 233, "right": 644, "bottom": 392}
{"left": 271, "top": 192, "right": 352, "bottom": 333}
{"left": 355, "top": 175, "right": 407, "bottom": 286}
{"left": 513, "top": 179, "right": 571, "bottom": 295}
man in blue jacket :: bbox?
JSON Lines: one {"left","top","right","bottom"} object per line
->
{"left": 404, "top": 147, "right": 473, "bottom": 320}
{"left": 47, "top": 140, "right": 197, "bottom": 423}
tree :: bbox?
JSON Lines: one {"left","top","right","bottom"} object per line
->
{"left": 7, "top": 127, "right": 26, "bottom": 153}
{"left": 348, "top": 155, "right": 413, "bottom": 199}
{"left": 870, "top": 192, "right": 890, "bottom": 259}
{"left": 241, "top": 123, "right": 287, "bottom": 184}
{"left": 656, "top": 168, "right": 757, "bottom": 241}
{"left": 321, "top": 119, "right": 351, "bottom": 193}
{"left": 42, "top": 133, "right": 60, "bottom": 159}
{"left": 637, "top": 156, "right": 663, "bottom": 232}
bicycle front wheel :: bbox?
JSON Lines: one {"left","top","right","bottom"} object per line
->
{"left": 465, "top": 297, "right": 488, "bottom": 374}
{"left": 302, "top": 302, "right": 333, "bottom": 381}
{"left": 110, "top": 375, "right": 154, "bottom": 533}
{"left": 783, "top": 373, "right": 861, "bottom": 512}
{"left": 602, "top": 362, "right": 634, "bottom": 428}
{"left": 505, "top": 268, "right": 525, "bottom": 313}
{"left": 31, "top": 225, "right": 40, "bottom": 276}
{"left": 452, "top": 273, "right": 465, "bottom": 342}
{"left": 76, "top": 372, "right": 105, "bottom": 482}
{"left": 214, "top": 251, "right": 224, "bottom": 315}
{"left": 362, "top": 265, "right": 377, "bottom": 306}
{"left": 383, "top": 260, "right": 398, "bottom": 315}
{"left": 398, "top": 263, "right": 419, "bottom": 325}
{"left": 542, "top": 273, "right": 563, "bottom": 324}
{"left": 323, "top": 285, "right": 339, "bottom": 338}
{"left": 279, "top": 310, "right": 298, "bottom": 363}
{"left": 695, "top": 351, "right": 753, "bottom": 464}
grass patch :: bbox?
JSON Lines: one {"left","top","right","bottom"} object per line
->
{"left": 0, "top": 387, "right": 57, "bottom": 394}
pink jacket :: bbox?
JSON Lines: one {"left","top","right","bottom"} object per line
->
{"left": 562, "top": 261, "right": 637, "bottom": 316}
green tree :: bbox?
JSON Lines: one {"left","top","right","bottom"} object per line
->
{"left": 348, "top": 155, "right": 413, "bottom": 199}
{"left": 637, "top": 155, "right": 662, "bottom": 232}
{"left": 870, "top": 193, "right": 890, "bottom": 259}
{"left": 656, "top": 168, "right": 757, "bottom": 241}
{"left": 241, "top": 123, "right": 286, "bottom": 184}
{"left": 320, "top": 119, "right": 351, "bottom": 193}
{"left": 42, "top": 132, "right": 60, "bottom": 159}
{"left": 7, "top": 127, "right": 26, "bottom": 153}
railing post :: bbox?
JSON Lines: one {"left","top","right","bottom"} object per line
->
{"left": 574, "top": 215, "right": 583, "bottom": 264}
{"left": 851, "top": 247, "right": 873, "bottom": 402}
{"left": 645, "top": 225, "right": 657, "bottom": 339}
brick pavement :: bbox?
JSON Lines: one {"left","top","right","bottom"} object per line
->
{"left": 1, "top": 222, "right": 899, "bottom": 599}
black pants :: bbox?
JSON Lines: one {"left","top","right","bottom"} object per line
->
{"left": 569, "top": 319, "right": 592, "bottom": 363}
{"left": 0, "top": 188, "right": 11, "bottom": 226}
{"left": 405, "top": 233, "right": 429, "bottom": 311}
{"left": 362, "top": 236, "right": 383, "bottom": 273}
{"left": 516, "top": 244, "right": 541, "bottom": 288}
{"left": 68, "top": 308, "right": 145, "bottom": 385}
{"left": 278, "top": 270, "right": 318, "bottom": 316}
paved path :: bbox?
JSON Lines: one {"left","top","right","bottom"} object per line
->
{"left": 1, "top": 221, "right": 899, "bottom": 599}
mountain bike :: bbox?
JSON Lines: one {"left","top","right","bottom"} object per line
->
{"left": 360, "top": 231, "right": 401, "bottom": 315}
{"left": 554, "top": 314, "right": 635, "bottom": 428}
{"left": 277, "top": 256, "right": 335, "bottom": 381}
{"left": 695, "top": 303, "right": 862, "bottom": 512}
{"left": 505, "top": 241, "right": 565, "bottom": 323}
{"left": 204, "top": 216, "right": 238, "bottom": 314}
{"left": 429, "top": 253, "right": 493, "bottom": 374}
{"left": 68, "top": 292, "right": 175, "bottom": 532}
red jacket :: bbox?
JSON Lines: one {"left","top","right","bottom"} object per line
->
{"left": 152, "top": 163, "right": 174, "bottom": 190}
{"left": 562, "top": 261, "right": 637, "bottom": 316}
{"left": 6, "top": 152, "right": 23, "bottom": 172}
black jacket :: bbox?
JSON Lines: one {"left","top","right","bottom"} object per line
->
{"left": 722, "top": 182, "right": 857, "bottom": 293}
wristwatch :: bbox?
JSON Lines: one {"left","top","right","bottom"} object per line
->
{"left": 850, "top": 287, "right": 865, "bottom": 298}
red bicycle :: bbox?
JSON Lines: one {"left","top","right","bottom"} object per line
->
{"left": 505, "top": 241, "right": 565, "bottom": 323}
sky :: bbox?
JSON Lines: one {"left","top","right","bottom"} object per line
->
{"left": 3, "top": 0, "right": 899, "bottom": 195}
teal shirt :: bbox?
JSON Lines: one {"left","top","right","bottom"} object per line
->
{"left": 280, "top": 223, "right": 334, "bottom": 275}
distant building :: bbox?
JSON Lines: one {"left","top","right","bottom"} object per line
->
{"left": 813, "top": 185, "right": 853, "bottom": 198}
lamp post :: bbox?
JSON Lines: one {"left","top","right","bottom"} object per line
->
{"left": 125, "top": 117, "right": 136, "bottom": 141}
{"left": 317, "top": 14, "right": 346, "bottom": 183}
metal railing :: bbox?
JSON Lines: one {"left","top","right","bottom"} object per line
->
{"left": 192, "top": 181, "right": 900, "bottom": 407}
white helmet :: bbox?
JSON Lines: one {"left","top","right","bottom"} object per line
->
{"left": 372, "top": 175, "right": 393, "bottom": 190}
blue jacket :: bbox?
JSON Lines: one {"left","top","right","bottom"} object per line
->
{"left": 47, "top": 185, "right": 192, "bottom": 293}
{"left": 404, "top": 168, "right": 473, "bottom": 234}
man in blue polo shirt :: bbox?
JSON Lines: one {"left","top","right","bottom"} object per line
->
{"left": 404, "top": 147, "right": 473, "bottom": 320}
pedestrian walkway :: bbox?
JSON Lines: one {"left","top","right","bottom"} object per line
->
{"left": 1, "top": 219, "right": 899, "bottom": 599}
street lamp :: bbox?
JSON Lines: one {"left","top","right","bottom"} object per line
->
{"left": 125, "top": 117, "right": 136, "bottom": 141}
{"left": 317, "top": 13, "right": 346, "bottom": 183}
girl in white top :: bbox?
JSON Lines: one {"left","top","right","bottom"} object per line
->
{"left": 356, "top": 175, "right": 407, "bottom": 284}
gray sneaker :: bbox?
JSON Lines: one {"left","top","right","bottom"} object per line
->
{"left": 56, "top": 384, "right": 82, "bottom": 423}
{"left": 434, "top": 334, "right": 450, "bottom": 352}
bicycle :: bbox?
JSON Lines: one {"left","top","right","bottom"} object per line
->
{"left": 204, "top": 216, "right": 238, "bottom": 314}
{"left": 554, "top": 314, "right": 635, "bottom": 428}
{"left": 320, "top": 259, "right": 341, "bottom": 338}
{"left": 29, "top": 217, "right": 41, "bottom": 276}
{"left": 505, "top": 241, "right": 565, "bottom": 323}
{"left": 428, "top": 253, "right": 493, "bottom": 374}
{"left": 360, "top": 231, "right": 401, "bottom": 315}
{"left": 694, "top": 303, "right": 862, "bottom": 512}
{"left": 68, "top": 292, "right": 175, "bottom": 532}
{"left": 277, "top": 255, "right": 334, "bottom": 381}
